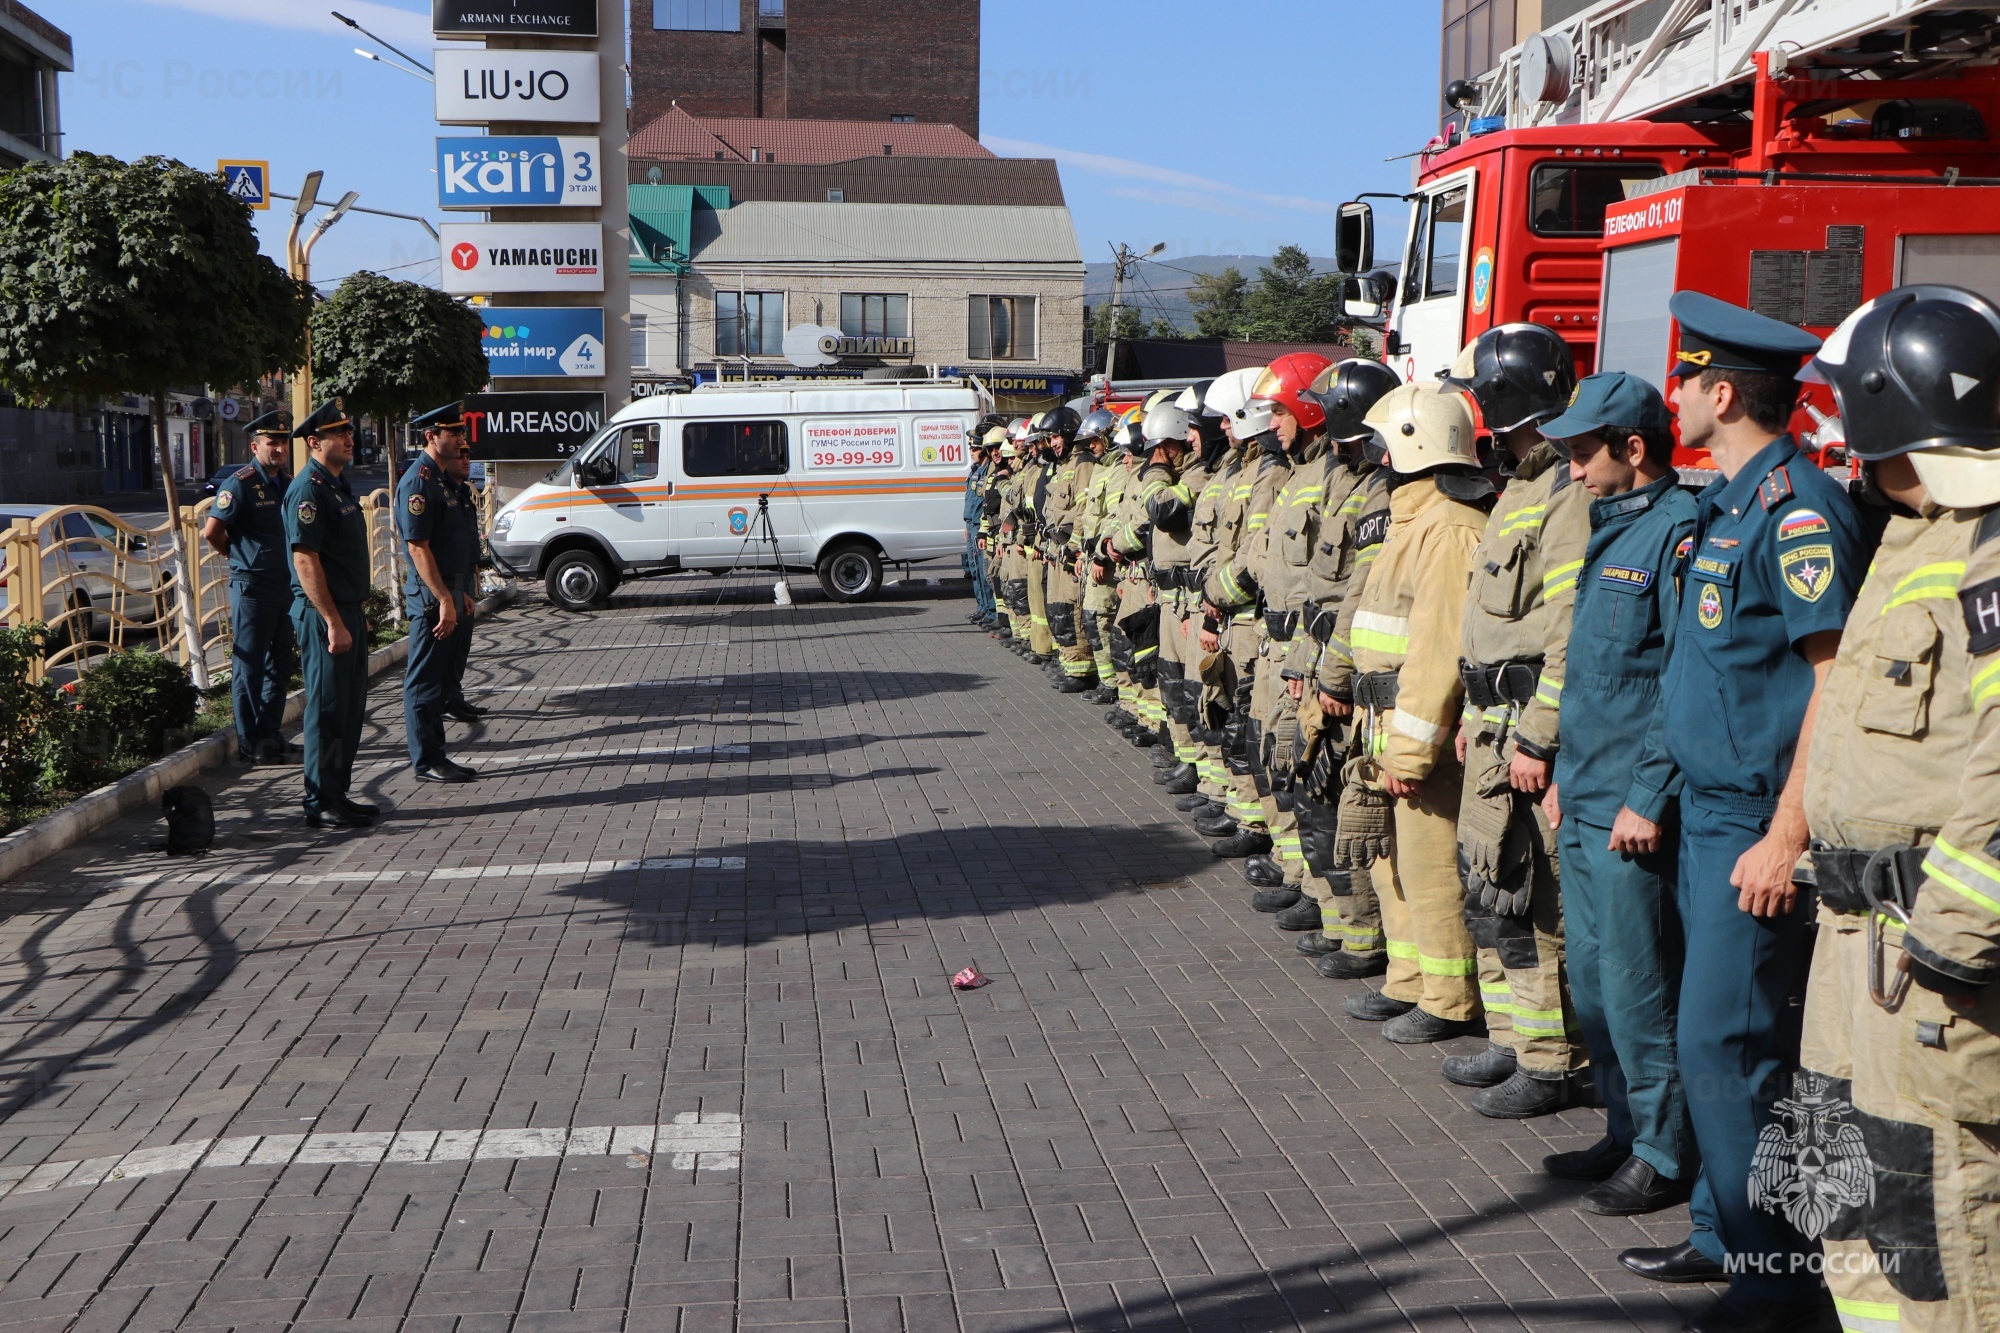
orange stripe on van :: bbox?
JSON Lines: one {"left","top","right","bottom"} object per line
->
{"left": 512, "top": 476, "right": 963, "bottom": 515}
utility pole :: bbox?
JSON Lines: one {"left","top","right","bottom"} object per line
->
{"left": 1103, "top": 241, "right": 1164, "bottom": 386}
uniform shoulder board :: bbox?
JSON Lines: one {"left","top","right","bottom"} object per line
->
{"left": 1675, "top": 535, "right": 1695, "bottom": 561}
{"left": 1977, "top": 507, "right": 2000, "bottom": 549}
{"left": 232, "top": 465, "right": 257, "bottom": 480}
{"left": 1758, "top": 466, "right": 1794, "bottom": 511}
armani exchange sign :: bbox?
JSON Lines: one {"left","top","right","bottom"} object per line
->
{"left": 432, "top": 0, "right": 598, "bottom": 35}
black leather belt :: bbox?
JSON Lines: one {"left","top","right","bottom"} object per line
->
{"left": 1354, "top": 670, "right": 1400, "bottom": 711}
{"left": 1264, "top": 609, "right": 1298, "bottom": 642}
{"left": 1303, "top": 601, "right": 1338, "bottom": 645}
{"left": 1459, "top": 658, "right": 1542, "bottom": 710}
{"left": 1811, "top": 844, "right": 1927, "bottom": 917}
{"left": 1152, "top": 564, "right": 1190, "bottom": 591}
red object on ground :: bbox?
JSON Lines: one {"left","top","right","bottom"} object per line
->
{"left": 950, "top": 967, "right": 989, "bottom": 990}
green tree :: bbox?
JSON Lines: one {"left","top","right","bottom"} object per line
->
{"left": 1243, "top": 245, "right": 1347, "bottom": 342}
{"left": 311, "top": 272, "right": 489, "bottom": 465}
{"left": 1089, "top": 302, "right": 1148, "bottom": 346}
{"left": 1188, "top": 266, "right": 1249, "bottom": 339}
{"left": 0, "top": 151, "right": 311, "bottom": 491}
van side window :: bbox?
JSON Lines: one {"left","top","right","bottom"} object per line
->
{"left": 624, "top": 423, "right": 661, "bottom": 481}
{"left": 683, "top": 421, "right": 789, "bottom": 477}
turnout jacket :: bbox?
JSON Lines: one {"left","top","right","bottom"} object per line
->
{"left": 1279, "top": 453, "right": 1374, "bottom": 681}
{"left": 1318, "top": 471, "right": 1394, "bottom": 702}
{"left": 1551, "top": 473, "right": 1698, "bottom": 827}
{"left": 1204, "top": 438, "right": 1290, "bottom": 618}
{"left": 1183, "top": 445, "right": 1240, "bottom": 581}
{"left": 1806, "top": 502, "right": 2000, "bottom": 1122}
{"left": 1459, "top": 441, "right": 1592, "bottom": 759}
{"left": 1349, "top": 475, "right": 1488, "bottom": 781}
{"left": 1040, "top": 450, "right": 1093, "bottom": 553}
{"left": 1232, "top": 435, "right": 1328, "bottom": 630}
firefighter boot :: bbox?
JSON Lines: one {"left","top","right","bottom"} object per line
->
{"left": 1442, "top": 1043, "right": 1518, "bottom": 1089}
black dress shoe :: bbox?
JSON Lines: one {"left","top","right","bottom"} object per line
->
{"left": 1383, "top": 1008, "right": 1481, "bottom": 1045}
{"left": 1194, "top": 813, "right": 1239, "bottom": 837}
{"left": 1472, "top": 1068, "right": 1572, "bottom": 1119}
{"left": 1345, "top": 991, "right": 1415, "bottom": 1021}
{"left": 1210, "top": 828, "right": 1272, "bottom": 858}
{"left": 337, "top": 797, "right": 380, "bottom": 818}
{"left": 1442, "top": 1042, "right": 1518, "bottom": 1089}
{"left": 1250, "top": 886, "right": 1303, "bottom": 912}
{"left": 1162, "top": 767, "right": 1199, "bottom": 795}
{"left": 1544, "top": 1135, "right": 1630, "bottom": 1182}
{"left": 1295, "top": 931, "right": 1340, "bottom": 957}
{"left": 1584, "top": 1156, "right": 1694, "bottom": 1217}
{"left": 304, "top": 805, "right": 371, "bottom": 829}
{"left": 415, "top": 761, "right": 478, "bottom": 783}
{"left": 446, "top": 699, "right": 489, "bottom": 718}
{"left": 1273, "top": 898, "right": 1321, "bottom": 932}
{"left": 1317, "top": 950, "right": 1388, "bottom": 979}
{"left": 1242, "top": 857, "right": 1287, "bottom": 889}
{"left": 1618, "top": 1240, "right": 1728, "bottom": 1285}
{"left": 1173, "top": 792, "right": 1214, "bottom": 812}
{"left": 1682, "top": 1289, "right": 1837, "bottom": 1333}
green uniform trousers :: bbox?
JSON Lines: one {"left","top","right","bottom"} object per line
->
{"left": 295, "top": 603, "right": 369, "bottom": 814}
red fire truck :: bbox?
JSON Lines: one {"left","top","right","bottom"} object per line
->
{"left": 1336, "top": 2, "right": 2000, "bottom": 466}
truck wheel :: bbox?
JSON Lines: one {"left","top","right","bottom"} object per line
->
{"left": 816, "top": 542, "right": 883, "bottom": 603}
{"left": 545, "top": 549, "right": 612, "bottom": 611}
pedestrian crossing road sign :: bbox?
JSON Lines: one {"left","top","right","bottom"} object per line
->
{"left": 218, "top": 160, "right": 269, "bottom": 210}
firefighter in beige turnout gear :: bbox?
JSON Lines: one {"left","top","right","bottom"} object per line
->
{"left": 1440, "top": 324, "right": 1592, "bottom": 1119}
{"left": 1790, "top": 287, "right": 2000, "bottom": 1333}
{"left": 1034, "top": 407, "right": 1098, "bottom": 692}
{"left": 1069, "top": 410, "right": 1126, "bottom": 700}
{"left": 1340, "top": 382, "right": 1494, "bottom": 1043}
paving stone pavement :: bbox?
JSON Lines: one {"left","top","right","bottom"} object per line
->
{"left": 0, "top": 579, "right": 1720, "bottom": 1332}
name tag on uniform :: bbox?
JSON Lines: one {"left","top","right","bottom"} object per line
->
{"left": 1690, "top": 554, "right": 1737, "bottom": 584}
{"left": 1598, "top": 565, "right": 1654, "bottom": 592}
{"left": 1355, "top": 513, "right": 1390, "bottom": 548}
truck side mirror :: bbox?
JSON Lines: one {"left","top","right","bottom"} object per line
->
{"left": 1343, "top": 270, "right": 1396, "bottom": 323}
{"left": 1336, "top": 202, "right": 1374, "bottom": 275}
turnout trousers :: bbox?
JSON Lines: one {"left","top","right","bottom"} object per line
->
{"left": 1374, "top": 757, "right": 1479, "bottom": 1021}
{"left": 1676, "top": 788, "right": 1818, "bottom": 1304}
{"left": 1155, "top": 591, "right": 1202, "bottom": 770}
{"left": 294, "top": 603, "right": 368, "bottom": 815}
{"left": 1047, "top": 561, "right": 1092, "bottom": 680}
{"left": 1222, "top": 619, "right": 1266, "bottom": 831}
{"left": 1081, "top": 573, "right": 1117, "bottom": 683}
{"left": 1560, "top": 814, "right": 1692, "bottom": 1179}
{"left": 1462, "top": 729, "right": 1580, "bottom": 1074}
{"left": 1024, "top": 552, "right": 1055, "bottom": 655}
{"left": 228, "top": 579, "right": 295, "bottom": 753}
{"left": 1802, "top": 918, "right": 2000, "bottom": 1333}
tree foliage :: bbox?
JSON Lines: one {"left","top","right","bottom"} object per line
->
{"left": 0, "top": 151, "right": 310, "bottom": 404}
{"left": 311, "top": 271, "right": 489, "bottom": 422}
{"left": 1188, "top": 267, "right": 1249, "bottom": 339}
{"left": 1241, "top": 246, "right": 1347, "bottom": 343}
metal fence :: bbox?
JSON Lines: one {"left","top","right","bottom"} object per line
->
{"left": 0, "top": 490, "right": 405, "bottom": 685}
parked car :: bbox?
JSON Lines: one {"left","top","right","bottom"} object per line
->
{"left": 199, "top": 464, "right": 239, "bottom": 501}
{"left": 0, "top": 504, "right": 165, "bottom": 644}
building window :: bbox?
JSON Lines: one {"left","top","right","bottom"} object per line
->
{"left": 681, "top": 420, "right": 789, "bottom": 477}
{"left": 716, "top": 291, "right": 784, "bottom": 357}
{"left": 656, "top": 0, "right": 741, "bottom": 32}
{"left": 631, "top": 314, "right": 650, "bottom": 369}
{"left": 890, "top": 114, "right": 915, "bottom": 124}
{"left": 841, "top": 294, "right": 910, "bottom": 339}
{"left": 1528, "top": 164, "right": 1667, "bottom": 236}
{"left": 826, "top": 187, "right": 845, "bottom": 202}
{"left": 968, "top": 296, "right": 1036, "bottom": 361}
{"left": 758, "top": 0, "right": 785, "bottom": 16}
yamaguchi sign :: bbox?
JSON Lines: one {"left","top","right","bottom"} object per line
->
{"left": 438, "top": 136, "right": 600, "bottom": 209}
{"left": 440, "top": 222, "right": 604, "bottom": 294}
{"left": 480, "top": 306, "right": 607, "bottom": 378}
{"left": 432, "top": 0, "right": 598, "bottom": 35}
{"left": 434, "top": 48, "right": 599, "bottom": 125}
{"left": 464, "top": 391, "right": 606, "bottom": 461}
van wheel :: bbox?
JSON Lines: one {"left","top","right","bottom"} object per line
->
{"left": 545, "top": 549, "right": 612, "bottom": 611}
{"left": 816, "top": 543, "right": 883, "bottom": 603}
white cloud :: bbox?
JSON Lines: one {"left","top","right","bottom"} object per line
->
{"left": 124, "top": 0, "right": 433, "bottom": 48}
{"left": 983, "top": 134, "right": 1339, "bottom": 217}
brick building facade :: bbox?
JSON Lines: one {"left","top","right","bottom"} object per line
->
{"left": 632, "top": 0, "right": 980, "bottom": 138}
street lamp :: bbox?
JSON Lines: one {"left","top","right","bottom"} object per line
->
{"left": 354, "top": 48, "right": 434, "bottom": 84}
{"left": 331, "top": 10, "right": 432, "bottom": 74}
{"left": 285, "top": 175, "right": 363, "bottom": 469}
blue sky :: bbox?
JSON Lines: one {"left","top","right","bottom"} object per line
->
{"left": 41, "top": 0, "right": 1442, "bottom": 291}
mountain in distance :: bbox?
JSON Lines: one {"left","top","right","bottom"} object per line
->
{"left": 1085, "top": 253, "right": 1340, "bottom": 334}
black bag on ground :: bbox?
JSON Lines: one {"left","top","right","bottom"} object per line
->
{"left": 162, "top": 785, "right": 214, "bottom": 856}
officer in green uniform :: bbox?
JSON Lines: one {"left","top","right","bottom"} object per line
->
{"left": 1619, "top": 294, "right": 1866, "bottom": 1333}
{"left": 398, "top": 402, "right": 478, "bottom": 782}
{"left": 286, "top": 400, "right": 377, "bottom": 828}
{"left": 1538, "top": 374, "right": 1701, "bottom": 1217}
{"left": 440, "top": 426, "right": 487, "bottom": 722}
{"left": 202, "top": 409, "right": 296, "bottom": 763}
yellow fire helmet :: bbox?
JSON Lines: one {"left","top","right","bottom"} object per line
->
{"left": 1363, "top": 381, "right": 1478, "bottom": 475}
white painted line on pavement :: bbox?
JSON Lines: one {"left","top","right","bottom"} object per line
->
{"left": 169, "top": 855, "right": 746, "bottom": 888}
{"left": 485, "top": 741, "right": 751, "bottom": 767}
{"left": 0, "top": 1113, "right": 742, "bottom": 1201}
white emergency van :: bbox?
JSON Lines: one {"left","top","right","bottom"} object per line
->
{"left": 487, "top": 378, "right": 984, "bottom": 608}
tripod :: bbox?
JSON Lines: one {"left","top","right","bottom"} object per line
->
{"left": 713, "top": 491, "right": 794, "bottom": 606}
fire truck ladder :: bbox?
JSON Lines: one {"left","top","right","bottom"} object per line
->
{"left": 1478, "top": 0, "right": 1994, "bottom": 129}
